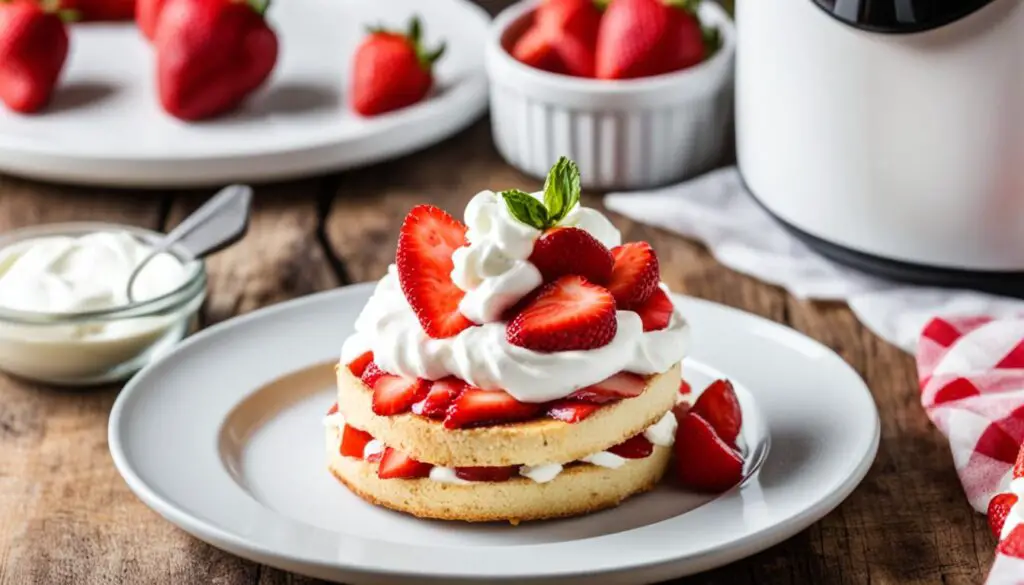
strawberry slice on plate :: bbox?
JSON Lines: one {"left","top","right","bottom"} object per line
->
{"left": 339, "top": 425, "right": 374, "bottom": 459}
{"left": 608, "top": 242, "right": 660, "bottom": 308}
{"left": 529, "top": 227, "right": 613, "bottom": 286}
{"left": 989, "top": 493, "right": 1019, "bottom": 538}
{"left": 692, "top": 379, "right": 743, "bottom": 447}
{"left": 412, "top": 377, "right": 465, "bottom": 420}
{"left": 569, "top": 372, "right": 646, "bottom": 403}
{"left": 999, "top": 524, "right": 1024, "bottom": 558}
{"left": 506, "top": 275, "right": 617, "bottom": 352}
{"left": 545, "top": 399, "right": 602, "bottom": 423}
{"left": 377, "top": 447, "right": 432, "bottom": 479}
{"left": 396, "top": 205, "right": 474, "bottom": 339}
{"left": 674, "top": 411, "right": 744, "bottom": 493}
{"left": 444, "top": 388, "right": 542, "bottom": 429}
{"left": 371, "top": 375, "right": 429, "bottom": 416}
{"left": 455, "top": 466, "right": 517, "bottom": 482}
{"left": 360, "top": 362, "right": 386, "bottom": 387}
{"left": 634, "top": 287, "right": 673, "bottom": 332}
{"left": 346, "top": 351, "right": 374, "bottom": 377}
{"left": 607, "top": 434, "right": 654, "bottom": 459}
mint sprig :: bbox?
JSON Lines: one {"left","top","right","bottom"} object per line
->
{"left": 500, "top": 157, "right": 581, "bottom": 231}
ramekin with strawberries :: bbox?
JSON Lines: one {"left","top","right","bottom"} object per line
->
{"left": 486, "top": 0, "right": 734, "bottom": 190}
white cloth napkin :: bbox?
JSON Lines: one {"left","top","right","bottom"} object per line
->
{"left": 604, "top": 167, "right": 1024, "bottom": 352}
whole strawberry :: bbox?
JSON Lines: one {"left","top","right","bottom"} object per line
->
{"left": 155, "top": 0, "right": 278, "bottom": 121}
{"left": 595, "top": 0, "right": 705, "bottom": 80}
{"left": 511, "top": 0, "right": 602, "bottom": 77}
{"left": 0, "top": 0, "right": 68, "bottom": 114}
{"left": 351, "top": 17, "right": 444, "bottom": 117}
{"left": 136, "top": 0, "right": 167, "bottom": 40}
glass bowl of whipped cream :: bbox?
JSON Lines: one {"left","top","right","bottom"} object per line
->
{"left": 0, "top": 223, "right": 206, "bottom": 386}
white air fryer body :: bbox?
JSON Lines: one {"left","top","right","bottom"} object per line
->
{"left": 736, "top": 0, "right": 1024, "bottom": 275}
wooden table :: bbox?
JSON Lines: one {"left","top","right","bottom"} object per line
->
{"left": 0, "top": 5, "right": 997, "bottom": 583}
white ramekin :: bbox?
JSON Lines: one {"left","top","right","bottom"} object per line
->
{"left": 486, "top": 0, "right": 735, "bottom": 190}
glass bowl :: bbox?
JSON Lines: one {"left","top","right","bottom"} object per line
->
{"left": 0, "top": 222, "right": 207, "bottom": 386}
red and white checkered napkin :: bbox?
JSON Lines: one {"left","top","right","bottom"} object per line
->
{"left": 917, "top": 316, "right": 1024, "bottom": 584}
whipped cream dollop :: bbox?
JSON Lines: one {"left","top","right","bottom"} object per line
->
{"left": 451, "top": 190, "right": 621, "bottom": 324}
{"left": 341, "top": 269, "right": 689, "bottom": 402}
{"left": 1002, "top": 477, "right": 1024, "bottom": 540}
{"left": 0, "top": 232, "right": 185, "bottom": 314}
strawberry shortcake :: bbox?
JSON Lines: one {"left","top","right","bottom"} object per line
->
{"left": 326, "top": 158, "right": 729, "bottom": 523}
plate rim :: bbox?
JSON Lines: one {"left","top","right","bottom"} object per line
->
{"left": 109, "top": 283, "right": 881, "bottom": 582}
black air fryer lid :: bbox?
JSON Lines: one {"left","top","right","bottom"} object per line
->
{"left": 812, "top": 0, "right": 996, "bottom": 33}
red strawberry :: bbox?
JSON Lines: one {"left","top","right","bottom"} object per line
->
{"left": 672, "top": 401, "right": 691, "bottom": 420}
{"left": 607, "top": 242, "right": 660, "bottom": 308}
{"left": 346, "top": 351, "right": 375, "bottom": 378}
{"left": 679, "top": 380, "right": 691, "bottom": 396}
{"left": 569, "top": 372, "right": 646, "bottom": 403}
{"left": 595, "top": 0, "right": 705, "bottom": 80}
{"left": 528, "top": 227, "right": 613, "bottom": 285}
{"left": 674, "top": 412, "right": 744, "bottom": 493}
{"left": 1015, "top": 443, "right": 1024, "bottom": 478}
{"left": 326, "top": 402, "right": 339, "bottom": 416}
{"left": 351, "top": 17, "right": 444, "bottom": 116}
{"left": 545, "top": 399, "right": 602, "bottom": 423}
{"left": 155, "top": 0, "right": 278, "bottom": 121}
{"left": 989, "top": 493, "right": 1019, "bottom": 538}
{"left": 510, "top": 0, "right": 601, "bottom": 77}
{"left": 608, "top": 434, "right": 654, "bottom": 459}
{"left": 0, "top": 1, "right": 68, "bottom": 114}
{"left": 360, "top": 362, "right": 386, "bottom": 387}
{"left": 136, "top": 0, "right": 166, "bottom": 40}
{"left": 506, "top": 275, "right": 617, "bottom": 352}
{"left": 339, "top": 425, "right": 375, "bottom": 459}
{"left": 377, "top": 447, "right": 432, "bottom": 479}
{"left": 411, "top": 377, "right": 465, "bottom": 420}
{"left": 371, "top": 375, "right": 429, "bottom": 416}
{"left": 455, "top": 466, "right": 517, "bottom": 482}
{"left": 396, "top": 205, "right": 474, "bottom": 339}
{"left": 444, "top": 388, "right": 541, "bottom": 429}
{"left": 998, "top": 524, "right": 1024, "bottom": 558}
{"left": 634, "top": 287, "right": 673, "bottom": 331}
{"left": 692, "top": 379, "right": 742, "bottom": 447}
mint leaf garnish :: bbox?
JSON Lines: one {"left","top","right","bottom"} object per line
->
{"left": 543, "top": 156, "right": 581, "bottom": 226}
{"left": 501, "top": 189, "right": 549, "bottom": 230}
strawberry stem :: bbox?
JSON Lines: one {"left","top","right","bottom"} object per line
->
{"left": 57, "top": 7, "right": 80, "bottom": 21}
{"left": 246, "top": 0, "right": 270, "bottom": 16}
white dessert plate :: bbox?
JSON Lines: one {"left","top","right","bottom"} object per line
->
{"left": 0, "top": 0, "right": 489, "bottom": 187}
{"left": 109, "top": 283, "right": 880, "bottom": 584}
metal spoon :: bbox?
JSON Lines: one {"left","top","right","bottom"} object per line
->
{"left": 126, "top": 184, "right": 253, "bottom": 303}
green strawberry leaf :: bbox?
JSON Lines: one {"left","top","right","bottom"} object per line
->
{"left": 501, "top": 189, "right": 549, "bottom": 231}
{"left": 543, "top": 156, "right": 581, "bottom": 226}
{"left": 702, "top": 25, "right": 721, "bottom": 56}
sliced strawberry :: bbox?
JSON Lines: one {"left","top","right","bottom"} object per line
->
{"left": 396, "top": 205, "right": 474, "bottom": 338}
{"left": 608, "top": 242, "right": 660, "bottom": 308}
{"left": 346, "top": 351, "right": 375, "bottom": 377}
{"left": 674, "top": 412, "right": 744, "bottom": 493}
{"left": 326, "top": 402, "right": 339, "bottom": 416}
{"left": 692, "top": 379, "right": 743, "bottom": 447}
{"left": 989, "top": 493, "right": 1019, "bottom": 538}
{"left": 361, "top": 362, "right": 386, "bottom": 387}
{"left": 998, "top": 524, "right": 1024, "bottom": 558}
{"left": 1015, "top": 444, "right": 1024, "bottom": 478}
{"left": 455, "top": 466, "right": 517, "bottom": 482}
{"left": 506, "top": 275, "right": 617, "bottom": 352}
{"left": 569, "top": 372, "right": 646, "bottom": 403}
{"left": 529, "top": 227, "right": 613, "bottom": 286}
{"left": 377, "top": 447, "right": 432, "bottom": 479}
{"left": 371, "top": 375, "right": 430, "bottom": 416}
{"left": 444, "top": 388, "right": 542, "bottom": 429}
{"left": 545, "top": 399, "right": 602, "bottom": 423}
{"left": 634, "top": 287, "right": 673, "bottom": 331}
{"left": 411, "top": 377, "right": 466, "bottom": 420}
{"left": 339, "top": 425, "right": 374, "bottom": 459}
{"left": 679, "top": 380, "right": 691, "bottom": 396}
{"left": 607, "top": 434, "right": 654, "bottom": 459}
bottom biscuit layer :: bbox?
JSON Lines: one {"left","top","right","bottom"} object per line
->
{"left": 326, "top": 428, "right": 670, "bottom": 523}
